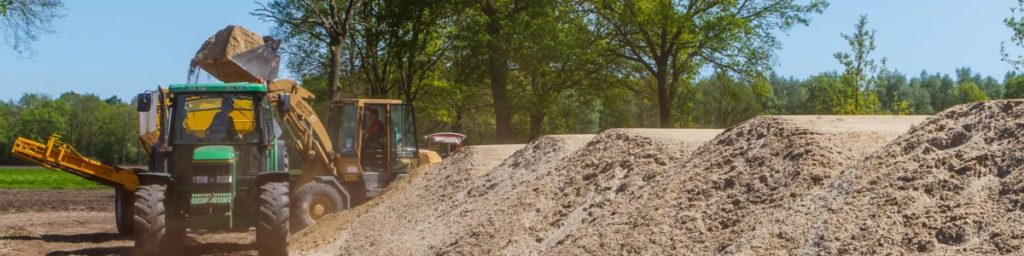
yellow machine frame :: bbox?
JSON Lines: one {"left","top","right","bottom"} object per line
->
{"left": 11, "top": 135, "right": 139, "bottom": 191}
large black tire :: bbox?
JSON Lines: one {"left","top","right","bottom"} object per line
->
{"left": 133, "top": 184, "right": 168, "bottom": 256}
{"left": 115, "top": 188, "right": 134, "bottom": 236}
{"left": 292, "top": 182, "right": 344, "bottom": 232}
{"left": 257, "top": 181, "right": 290, "bottom": 256}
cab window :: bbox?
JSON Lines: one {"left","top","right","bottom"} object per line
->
{"left": 174, "top": 94, "right": 257, "bottom": 144}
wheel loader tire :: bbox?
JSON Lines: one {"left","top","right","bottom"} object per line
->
{"left": 115, "top": 188, "right": 134, "bottom": 236}
{"left": 257, "top": 181, "right": 290, "bottom": 256}
{"left": 293, "top": 182, "right": 344, "bottom": 231}
{"left": 133, "top": 184, "right": 168, "bottom": 256}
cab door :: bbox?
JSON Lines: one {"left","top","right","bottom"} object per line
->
{"left": 387, "top": 104, "right": 418, "bottom": 173}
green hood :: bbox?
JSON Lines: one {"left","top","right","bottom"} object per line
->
{"left": 193, "top": 146, "right": 235, "bottom": 164}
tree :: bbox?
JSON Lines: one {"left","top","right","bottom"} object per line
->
{"left": 874, "top": 70, "right": 912, "bottom": 114}
{"left": 954, "top": 67, "right": 1002, "bottom": 99}
{"left": 477, "top": 0, "right": 541, "bottom": 143}
{"left": 1004, "top": 0, "right": 1024, "bottom": 71}
{"left": 587, "top": 0, "right": 826, "bottom": 127}
{"left": 833, "top": 15, "right": 883, "bottom": 114}
{"left": 954, "top": 81, "right": 990, "bottom": 104}
{"left": 804, "top": 72, "right": 846, "bottom": 114}
{"left": 255, "top": 0, "right": 363, "bottom": 101}
{"left": 512, "top": 1, "right": 596, "bottom": 139}
{"left": 13, "top": 94, "right": 68, "bottom": 142}
{"left": 0, "top": 0, "right": 65, "bottom": 56}
{"left": 350, "top": 0, "right": 454, "bottom": 102}
{"left": 1006, "top": 74, "right": 1024, "bottom": 99}
{"left": 692, "top": 72, "right": 762, "bottom": 128}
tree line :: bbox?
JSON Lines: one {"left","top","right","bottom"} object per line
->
{"left": 7, "top": 0, "right": 1024, "bottom": 165}
{"left": 250, "top": 0, "right": 1024, "bottom": 144}
{"left": 0, "top": 93, "right": 142, "bottom": 165}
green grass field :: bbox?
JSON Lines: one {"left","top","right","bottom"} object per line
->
{"left": 0, "top": 168, "right": 103, "bottom": 190}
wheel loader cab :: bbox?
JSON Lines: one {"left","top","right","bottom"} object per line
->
{"left": 329, "top": 99, "right": 419, "bottom": 198}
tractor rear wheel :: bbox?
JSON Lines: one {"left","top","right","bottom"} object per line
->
{"left": 133, "top": 184, "right": 168, "bottom": 255}
{"left": 115, "top": 188, "right": 134, "bottom": 236}
{"left": 292, "top": 182, "right": 344, "bottom": 231}
{"left": 257, "top": 181, "right": 290, "bottom": 256}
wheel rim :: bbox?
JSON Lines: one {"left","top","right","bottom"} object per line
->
{"left": 309, "top": 195, "right": 333, "bottom": 220}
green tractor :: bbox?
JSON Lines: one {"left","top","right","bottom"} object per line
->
{"left": 135, "top": 83, "right": 290, "bottom": 255}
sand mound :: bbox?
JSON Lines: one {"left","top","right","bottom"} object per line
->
{"left": 192, "top": 25, "right": 264, "bottom": 64}
{"left": 328, "top": 135, "right": 590, "bottom": 255}
{"left": 290, "top": 115, "right": 954, "bottom": 255}
{"left": 439, "top": 130, "right": 719, "bottom": 255}
{"left": 291, "top": 135, "right": 594, "bottom": 255}
{"left": 290, "top": 144, "right": 524, "bottom": 252}
{"left": 293, "top": 130, "right": 727, "bottom": 255}
{"left": 551, "top": 116, "right": 925, "bottom": 255}
{"left": 801, "top": 100, "right": 1024, "bottom": 254}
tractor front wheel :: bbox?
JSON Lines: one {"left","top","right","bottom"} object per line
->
{"left": 133, "top": 184, "right": 168, "bottom": 255}
{"left": 257, "top": 181, "right": 290, "bottom": 256}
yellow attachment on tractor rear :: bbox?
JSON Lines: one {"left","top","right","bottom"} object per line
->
{"left": 10, "top": 135, "right": 139, "bottom": 191}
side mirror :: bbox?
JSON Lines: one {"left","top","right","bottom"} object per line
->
{"left": 137, "top": 93, "right": 152, "bottom": 112}
{"left": 277, "top": 93, "right": 292, "bottom": 113}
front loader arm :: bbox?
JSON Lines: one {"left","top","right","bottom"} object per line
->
{"left": 267, "top": 79, "right": 336, "bottom": 175}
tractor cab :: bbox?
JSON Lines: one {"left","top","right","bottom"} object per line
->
{"left": 135, "top": 82, "right": 290, "bottom": 255}
{"left": 328, "top": 99, "right": 418, "bottom": 198}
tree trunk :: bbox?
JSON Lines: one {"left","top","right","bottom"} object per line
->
{"left": 484, "top": 4, "right": 513, "bottom": 143}
{"left": 452, "top": 110, "right": 464, "bottom": 133}
{"left": 656, "top": 61, "right": 673, "bottom": 128}
{"left": 528, "top": 111, "right": 544, "bottom": 140}
{"left": 327, "top": 37, "right": 343, "bottom": 101}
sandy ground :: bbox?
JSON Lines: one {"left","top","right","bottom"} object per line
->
{"left": 0, "top": 189, "right": 261, "bottom": 255}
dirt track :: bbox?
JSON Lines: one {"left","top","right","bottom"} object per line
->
{"left": 0, "top": 189, "right": 259, "bottom": 255}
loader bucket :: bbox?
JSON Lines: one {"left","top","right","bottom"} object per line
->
{"left": 195, "top": 41, "right": 281, "bottom": 83}
{"left": 191, "top": 25, "right": 281, "bottom": 83}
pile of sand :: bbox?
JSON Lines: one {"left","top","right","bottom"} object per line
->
{"left": 296, "top": 111, "right": 1024, "bottom": 255}
{"left": 292, "top": 130, "right": 727, "bottom": 255}
{"left": 438, "top": 130, "right": 719, "bottom": 255}
{"left": 798, "top": 101, "right": 1024, "bottom": 254}
{"left": 189, "top": 25, "right": 267, "bottom": 83}
{"left": 300, "top": 135, "right": 591, "bottom": 255}
{"left": 550, "top": 116, "right": 924, "bottom": 255}
{"left": 290, "top": 144, "right": 525, "bottom": 253}
{"left": 192, "top": 25, "right": 264, "bottom": 64}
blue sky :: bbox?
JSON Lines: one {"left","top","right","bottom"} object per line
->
{"left": 0, "top": 1, "right": 1020, "bottom": 101}
{"left": 0, "top": 1, "right": 273, "bottom": 101}
{"left": 776, "top": 0, "right": 1018, "bottom": 79}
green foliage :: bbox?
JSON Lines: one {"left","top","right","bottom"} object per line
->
{"left": 1006, "top": 74, "right": 1024, "bottom": 99}
{"left": 692, "top": 73, "right": 763, "bottom": 128}
{"left": 0, "top": 0, "right": 9, "bottom": 16}
{"left": 0, "top": 168, "right": 102, "bottom": 190}
{"left": 1004, "top": 0, "right": 1024, "bottom": 70}
{"left": 766, "top": 74, "right": 808, "bottom": 114}
{"left": 0, "top": 92, "right": 142, "bottom": 165}
{"left": 954, "top": 81, "right": 990, "bottom": 104}
{"left": 0, "top": 0, "right": 65, "bottom": 55}
{"left": 585, "top": 0, "right": 827, "bottom": 127}
{"left": 252, "top": 0, "right": 1015, "bottom": 145}
{"left": 830, "top": 15, "right": 885, "bottom": 115}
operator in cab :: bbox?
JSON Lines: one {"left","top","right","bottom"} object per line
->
{"left": 363, "top": 108, "right": 385, "bottom": 149}
{"left": 206, "top": 97, "right": 239, "bottom": 141}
